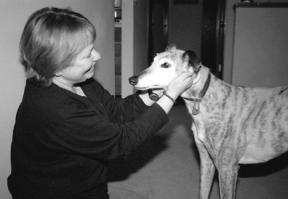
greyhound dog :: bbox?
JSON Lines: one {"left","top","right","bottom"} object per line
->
{"left": 129, "top": 46, "right": 288, "bottom": 199}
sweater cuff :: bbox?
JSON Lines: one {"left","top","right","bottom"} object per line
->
{"left": 149, "top": 103, "right": 169, "bottom": 124}
{"left": 134, "top": 94, "right": 150, "bottom": 110}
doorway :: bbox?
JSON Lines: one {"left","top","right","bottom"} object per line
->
{"left": 148, "top": 0, "right": 226, "bottom": 79}
{"left": 148, "top": 0, "right": 169, "bottom": 63}
{"left": 201, "top": 0, "right": 226, "bottom": 79}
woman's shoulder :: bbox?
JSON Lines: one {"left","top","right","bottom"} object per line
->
{"left": 79, "top": 78, "right": 107, "bottom": 99}
{"left": 80, "top": 78, "right": 103, "bottom": 90}
{"left": 24, "top": 79, "right": 81, "bottom": 113}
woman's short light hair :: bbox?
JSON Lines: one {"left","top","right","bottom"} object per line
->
{"left": 20, "top": 7, "right": 96, "bottom": 86}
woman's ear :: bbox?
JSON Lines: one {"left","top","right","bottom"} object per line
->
{"left": 166, "top": 43, "right": 176, "bottom": 51}
{"left": 182, "top": 50, "right": 201, "bottom": 73}
{"left": 54, "top": 72, "right": 62, "bottom": 77}
{"left": 54, "top": 68, "right": 66, "bottom": 77}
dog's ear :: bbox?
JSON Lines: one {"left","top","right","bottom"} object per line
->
{"left": 166, "top": 43, "right": 176, "bottom": 51}
{"left": 182, "top": 50, "right": 201, "bottom": 73}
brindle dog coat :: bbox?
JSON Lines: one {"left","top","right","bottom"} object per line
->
{"left": 130, "top": 46, "right": 288, "bottom": 199}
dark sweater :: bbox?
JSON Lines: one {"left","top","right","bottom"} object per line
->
{"left": 8, "top": 78, "right": 168, "bottom": 199}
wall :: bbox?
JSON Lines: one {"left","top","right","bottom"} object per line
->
{"left": 121, "top": 0, "right": 134, "bottom": 97}
{"left": 0, "top": 1, "right": 114, "bottom": 198}
{"left": 121, "top": 0, "right": 149, "bottom": 97}
{"left": 232, "top": 5, "right": 288, "bottom": 87}
{"left": 223, "top": 0, "right": 288, "bottom": 83}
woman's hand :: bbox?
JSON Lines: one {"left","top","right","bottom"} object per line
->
{"left": 165, "top": 72, "right": 194, "bottom": 100}
{"left": 155, "top": 72, "right": 194, "bottom": 114}
{"left": 139, "top": 72, "right": 194, "bottom": 113}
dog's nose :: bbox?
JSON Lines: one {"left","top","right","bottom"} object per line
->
{"left": 129, "top": 76, "right": 138, "bottom": 86}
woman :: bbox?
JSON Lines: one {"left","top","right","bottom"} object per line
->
{"left": 8, "top": 7, "right": 194, "bottom": 199}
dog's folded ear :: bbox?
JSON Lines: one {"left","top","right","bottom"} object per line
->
{"left": 183, "top": 50, "right": 201, "bottom": 73}
{"left": 166, "top": 43, "right": 176, "bottom": 51}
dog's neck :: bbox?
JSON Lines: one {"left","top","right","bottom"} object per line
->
{"left": 181, "top": 66, "right": 211, "bottom": 115}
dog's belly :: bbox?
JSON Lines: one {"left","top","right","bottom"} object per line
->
{"left": 233, "top": 87, "right": 288, "bottom": 164}
{"left": 240, "top": 137, "right": 288, "bottom": 164}
{"left": 199, "top": 85, "right": 288, "bottom": 164}
{"left": 239, "top": 110, "right": 288, "bottom": 164}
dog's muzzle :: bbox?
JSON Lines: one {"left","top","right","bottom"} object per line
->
{"left": 129, "top": 75, "right": 162, "bottom": 101}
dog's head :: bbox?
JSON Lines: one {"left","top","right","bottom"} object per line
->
{"left": 129, "top": 45, "right": 202, "bottom": 93}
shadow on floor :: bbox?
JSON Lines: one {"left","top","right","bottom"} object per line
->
{"left": 108, "top": 103, "right": 288, "bottom": 199}
{"left": 108, "top": 134, "right": 170, "bottom": 182}
{"left": 239, "top": 151, "right": 288, "bottom": 177}
{"left": 108, "top": 101, "right": 195, "bottom": 182}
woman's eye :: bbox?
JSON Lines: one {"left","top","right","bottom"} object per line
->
{"left": 84, "top": 48, "right": 94, "bottom": 59}
{"left": 161, "top": 62, "right": 171, "bottom": 68}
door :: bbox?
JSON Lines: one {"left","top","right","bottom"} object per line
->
{"left": 148, "top": 0, "right": 169, "bottom": 64}
{"left": 148, "top": 0, "right": 225, "bottom": 79}
{"left": 201, "top": 0, "right": 226, "bottom": 79}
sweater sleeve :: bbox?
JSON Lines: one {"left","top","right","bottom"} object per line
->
{"left": 86, "top": 79, "right": 149, "bottom": 123}
{"left": 46, "top": 102, "right": 169, "bottom": 161}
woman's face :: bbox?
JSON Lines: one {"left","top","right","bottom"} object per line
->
{"left": 57, "top": 44, "right": 101, "bottom": 85}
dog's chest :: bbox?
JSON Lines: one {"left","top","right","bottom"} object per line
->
{"left": 186, "top": 101, "right": 229, "bottom": 154}
{"left": 185, "top": 83, "right": 246, "bottom": 156}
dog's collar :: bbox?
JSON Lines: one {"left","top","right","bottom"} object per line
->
{"left": 182, "top": 73, "right": 211, "bottom": 115}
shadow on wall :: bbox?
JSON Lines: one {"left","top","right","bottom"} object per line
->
{"left": 108, "top": 134, "right": 170, "bottom": 181}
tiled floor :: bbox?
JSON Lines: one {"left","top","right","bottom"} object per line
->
{"left": 108, "top": 103, "right": 288, "bottom": 199}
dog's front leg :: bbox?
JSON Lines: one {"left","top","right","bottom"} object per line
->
{"left": 217, "top": 163, "right": 239, "bottom": 199}
{"left": 196, "top": 141, "right": 215, "bottom": 199}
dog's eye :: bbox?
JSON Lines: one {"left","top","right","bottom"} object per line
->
{"left": 161, "top": 62, "right": 171, "bottom": 68}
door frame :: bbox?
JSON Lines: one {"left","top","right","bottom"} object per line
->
{"left": 147, "top": 0, "right": 226, "bottom": 79}
{"left": 201, "top": 0, "right": 226, "bottom": 79}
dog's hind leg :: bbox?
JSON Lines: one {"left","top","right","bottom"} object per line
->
{"left": 197, "top": 142, "right": 216, "bottom": 199}
{"left": 217, "top": 164, "right": 239, "bottom": 199}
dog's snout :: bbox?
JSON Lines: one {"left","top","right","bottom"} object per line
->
{"left": 129, "top": 76, "right": 138, "bottom": 86}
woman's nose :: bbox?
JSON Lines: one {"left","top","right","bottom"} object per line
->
{"left": 92, "top": 49, "right": 101, "bottom": 61}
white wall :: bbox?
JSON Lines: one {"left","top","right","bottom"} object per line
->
{"left": 121, "top": 0, "right": 134, "bottom": 97}
{"left": 0, "top": 1, "right": 114, "bottom": 198}
{"left": 121, "top": 0, "right": 149, "bottom": 97}
{"left": 223, "top": 0, "right": 288, "bottom": 83}
{"left": 232, "top": 6, "right": 288, "bottom": 87}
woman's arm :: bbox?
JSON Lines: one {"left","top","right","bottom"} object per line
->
{"left": 140, "top": 71, "right": 195, "bottom": 114}
{"left": 84, "top": 79, "right": 149, "bottom": 123}
{"left": 46, "top": 101, "right": 168, "bottom": 160}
